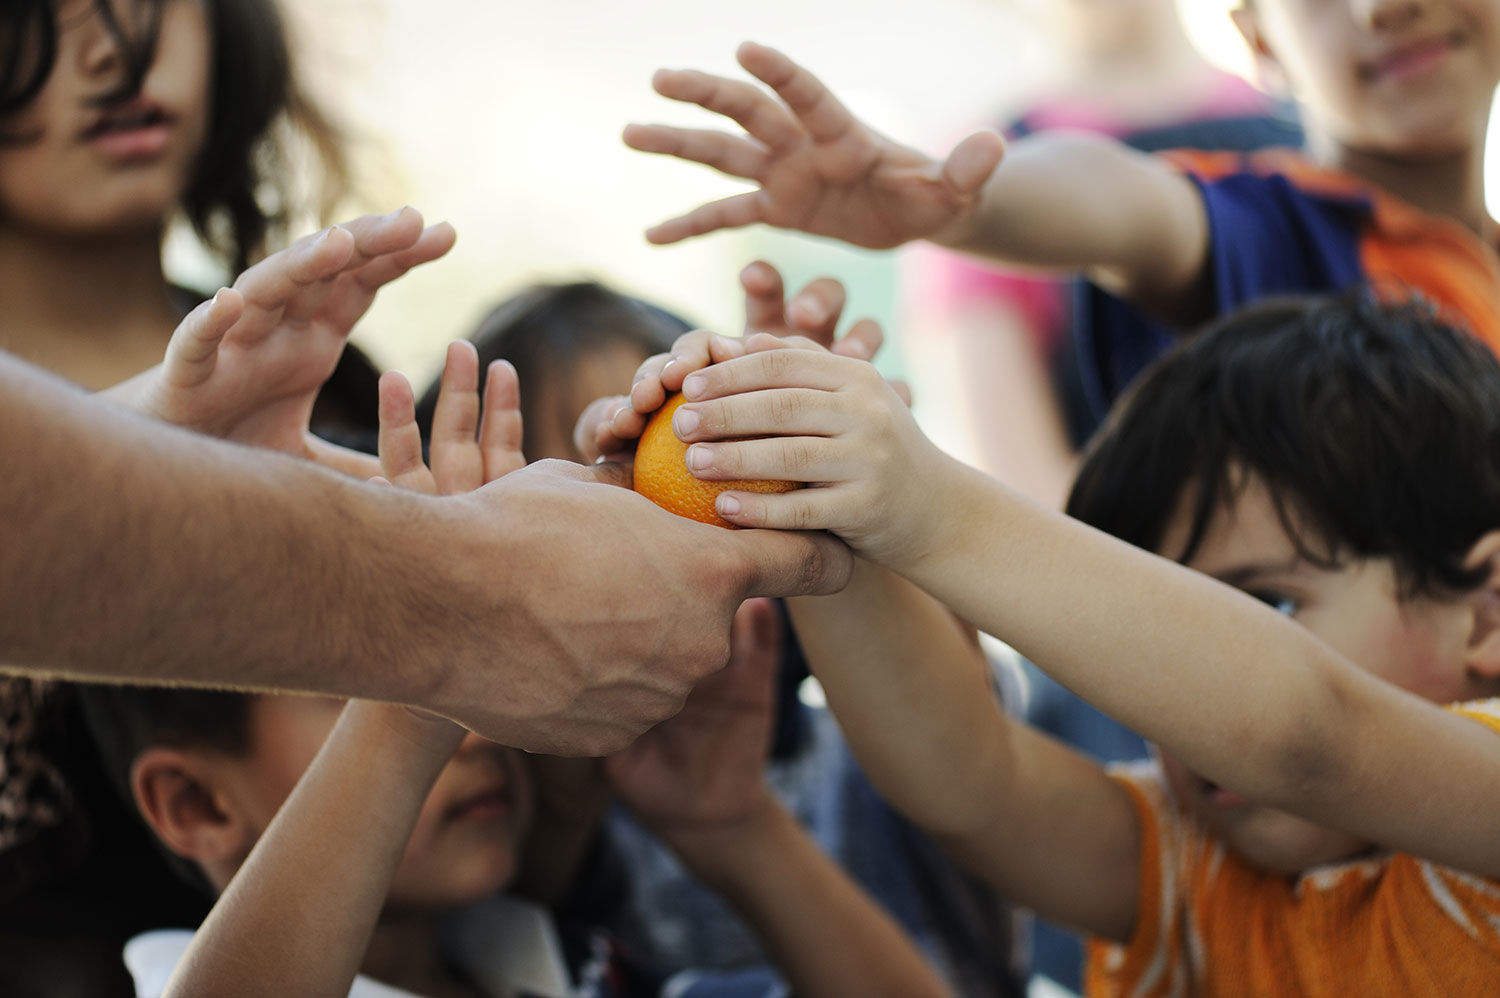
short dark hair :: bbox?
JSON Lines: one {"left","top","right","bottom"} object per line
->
{"left": 77, "top": 685, "right": 255, "bottom": 811}
{"left": 1067, "top": 292, "right": 1500, "bottom": 598}
{"left": 76, "top": 683, "right": 256, "bottom": 894}
{"left": 416, "top": 281, "right": 692, "bottom": 459}
{"left": 1, "top": 0, "right": 350, "bottom": 273}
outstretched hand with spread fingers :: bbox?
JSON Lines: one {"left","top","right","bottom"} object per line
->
{"left": 625, "top": 42, "right": 1005, "bottom": 248}
{"left": 107, "top": 207, "right": 456, "bottom": 479}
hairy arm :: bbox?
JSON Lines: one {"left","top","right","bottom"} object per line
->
{"left": 0, "top": 351, "right": 852, "bottom": 752}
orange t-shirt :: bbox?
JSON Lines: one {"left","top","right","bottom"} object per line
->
{"left": 1086, "top": 699, "right": 1500, "bottom": 997}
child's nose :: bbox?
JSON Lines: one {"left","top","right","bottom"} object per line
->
{"left": 1350, "top": 0, "right": 1424, "bottom": 32}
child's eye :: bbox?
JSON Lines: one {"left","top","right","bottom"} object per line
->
{"left": 1248, "top": 591, "right": 1299, "bottom": 617}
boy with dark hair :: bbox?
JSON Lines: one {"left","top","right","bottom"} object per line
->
{"left": 623, "top": 0, "right": 1500, "bottom": 420}
{"left": 618, "top": 291, "right": 1500, "bottom": 993}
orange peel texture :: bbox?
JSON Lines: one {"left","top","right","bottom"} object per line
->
{"left": 633, "top": 392, "right": 799, "bottom": 528}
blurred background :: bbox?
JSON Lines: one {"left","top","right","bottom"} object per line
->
{"left": 163, "top": 0, "right": 1492, "bottom": 452}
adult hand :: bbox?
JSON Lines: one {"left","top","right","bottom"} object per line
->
{"left": 419, "top": 458, "right": 850, "bottom": 754}
{"left": 625, "top": 42, "right": 1005, "bottom": 248}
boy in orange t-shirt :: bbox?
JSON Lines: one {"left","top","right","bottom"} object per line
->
{"left": 601, "top": 292, "right": 1500, "bottom": 994}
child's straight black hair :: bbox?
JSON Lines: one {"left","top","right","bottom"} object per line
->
{"left": 1068, "top": 291, "right": 1500, "bottom": 597}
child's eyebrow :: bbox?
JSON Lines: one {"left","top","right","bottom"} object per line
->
{"left": 1209, "top": 557, "right": 1306, "bottom": 589}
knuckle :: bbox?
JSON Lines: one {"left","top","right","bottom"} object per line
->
{"left": 768, "top": 390, "right": 803, "bottom": 427}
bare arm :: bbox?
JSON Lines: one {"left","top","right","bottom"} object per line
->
{"left": 0, "top": 351, "right": 852, "bottom": 753}
{"left": 165, "top": 701, "right": 463, "bottom": 998}
{"left": 667, "top": 799, "right": 951, "bottom": 998}
{"left": 629, "top": 43, "right": 1207, "bottom": 318}
{"left": 607, "top": 597, "right": 950, "bottom": 997}
{"left": 679, "top": 344, "right": 1500, "bottom": 884}
{"left": 788, "top": 562, "right": 1141, "bottom": 943}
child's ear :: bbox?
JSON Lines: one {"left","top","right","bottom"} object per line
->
{"left": 131, "top": 749, "right": 255, "bottom": 877}
{"left": 1229, "top": 5, "right": 1290, "bottom": 97}
{"left": 1461, "top": 531, "right": 1500, "bottom": 682}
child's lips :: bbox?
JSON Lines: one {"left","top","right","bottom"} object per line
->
{"left": 80, "top": 97, "right": 175, "bottom": 160}
{"left": 1365, "top": 33, "right": 1462, "bottom": 84}
{"left": 444, "top": 783, "right": 513, "bottom": 823}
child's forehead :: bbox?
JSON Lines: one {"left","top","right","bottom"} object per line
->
{"left": 1157, "top": 470, "right": 1321, "bottom": 577}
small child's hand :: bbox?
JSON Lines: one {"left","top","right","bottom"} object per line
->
{"left": 671, "top": 334, "right": 946, "bottom": 566}
{"left": 377, "top": 340, "right": 524, "bottom": 495}
{"left": 576, "top": 262, "right": 884, "bottom": 461}
{"left": 605, "top": 597, "right": 781, "bottom": 842}
{"left": 112, "top": 208, "right": 455, "bottom": 478}
{"left": 625, "top": 42, "right": 1005, "bottom": 249}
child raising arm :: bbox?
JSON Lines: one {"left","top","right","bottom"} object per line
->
{"left": 626, "top": 295, "right": 1500, "bottom": 993}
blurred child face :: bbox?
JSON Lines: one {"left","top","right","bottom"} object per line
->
{"left": 1240, "top": 0, "right": 1500, "bottom": 158}
{"left": 0, "top": 0, "right": 211, "bottom": 236}
{"left": 529, "top": 342, "right": 655, "bottom": 462}
{"left": 1154, "top": 472, "right": 1486, "bottom": 873}
{"left": 222, "top": 696, "right": 534, "bottom": 910}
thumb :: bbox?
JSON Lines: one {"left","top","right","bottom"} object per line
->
{"left": 727, "top": 529, "right": 852, "bottom": 600}
{"left": 942, "top": 130, "right": 1006, "bottom": 196}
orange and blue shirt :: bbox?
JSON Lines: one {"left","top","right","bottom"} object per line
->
{"left": 1086, "top": 699, "right": 1500, "bottom": 997}
{"left": 1077, "top": 149, "right": 1500, "bottom": 422}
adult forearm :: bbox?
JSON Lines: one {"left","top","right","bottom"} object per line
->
{"left": 0, "top": 354, "right": 438, "bottom": 703}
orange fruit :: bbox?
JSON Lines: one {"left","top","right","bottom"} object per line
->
{"left": 633, "top": 392, "right": 799, "bottom": 528}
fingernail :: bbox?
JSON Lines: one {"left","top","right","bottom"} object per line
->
{"left": 673, "top": 406, "right": 699, "bottom": 436}
{"left": 682, "top": 373, "right": 706, "bottom": 399}
{"left": 687, "top": 445, "right": 713, "bottom": 470}
{"left": 718, "top": 495, "right": 742, "bottom": 516}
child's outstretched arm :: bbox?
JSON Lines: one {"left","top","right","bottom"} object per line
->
{"left": 162, "top": 345, "right": 523, "bottom": 998}
{"left": 608, "top": 597, "right": 951, "bottom": 998}
{"left": 104, "top": 207, "right": 456, "bottom": 479}
{"left": 674, "top": 339, "right": 1500, "bottom": 884}
{"left": 628, "top": 43, "right": 1208, "bottom": 318}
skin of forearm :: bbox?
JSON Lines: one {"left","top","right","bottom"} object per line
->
{"left": 934, "top": 133, "right": 1207, "bottom": 314}
{"left": 786, "top": 562, "right": 1013, "bottom": 838}
{"left": 661, "top": 799, "right": 951, "bottom": 998}
{"left": 899, "top": 458, "right": 1349, "bottom": 806}
{"left": 167, "top": 702, "right": 462, "bottom": 998}
{"left": 0, "top": 355, "right": 449, "bottom": 706}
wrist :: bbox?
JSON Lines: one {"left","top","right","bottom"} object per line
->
{"left": 654, "top": 792, "right": 788, "bottom": 888}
